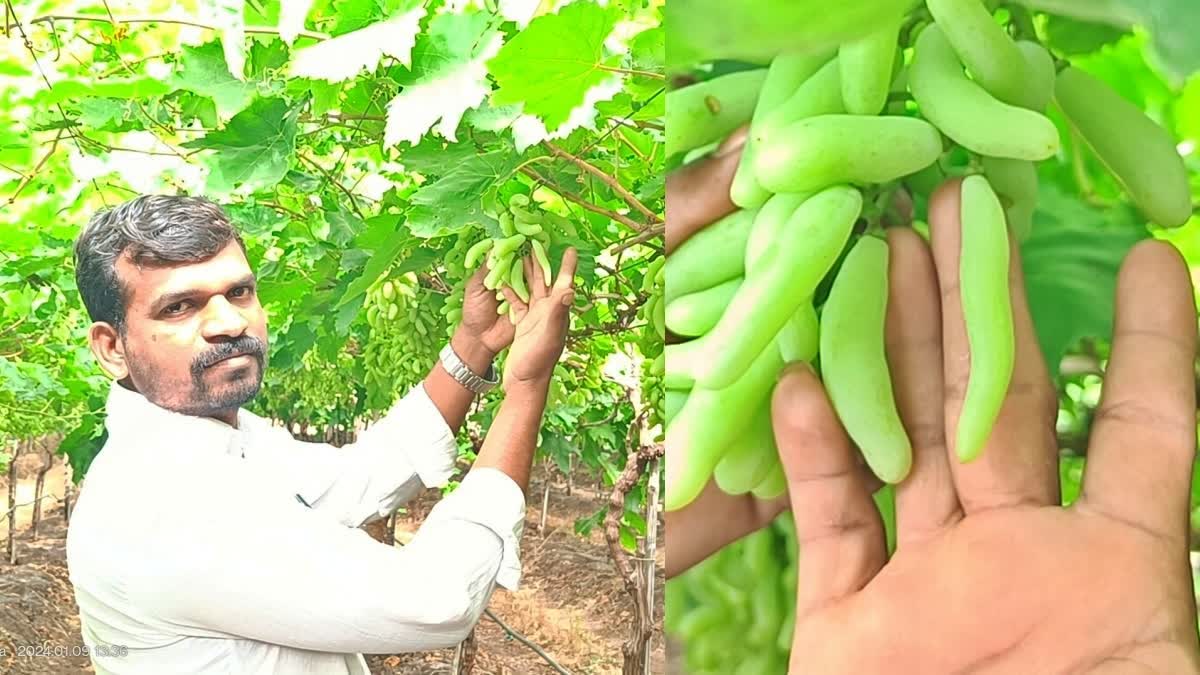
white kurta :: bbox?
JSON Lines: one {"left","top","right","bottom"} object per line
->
{"left": 66, "top": 380, "right": 525, "bottom": 674}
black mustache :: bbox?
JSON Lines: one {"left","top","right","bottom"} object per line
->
{"left": 199, "top": 341, "right": 265, "bottom": 367}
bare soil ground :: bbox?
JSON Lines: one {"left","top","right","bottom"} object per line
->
{"left": 0, "top": 459, "right": 665, "bottom": 674}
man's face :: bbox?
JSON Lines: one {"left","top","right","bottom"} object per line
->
{"left": 111, "top": 241, "right": 269, "bottom": 419}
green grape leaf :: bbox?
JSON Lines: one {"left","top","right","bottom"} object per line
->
{"left": 37, "top": 77, "right": 171, "bottom": 105}
{"left": 278, "top": 0, "right": 317, "bottom": 45}
{"left": 488, "top": 1, "right": 621, "bottom": 131}
{"left": 406, "top": 150, "right": 519, "bottom": 237}
{"left": 383, "top": 11, "right": 503, "bottom": 146}
{"left": 170, "top": 41, "right": 258, "bottom": 119}
{"left": 181, "top": 98, "right": 300, "bottom": 195}
{"left": 75, "top": 98, "right": 128, "bottom": 129}
{"left": 200, "top": 0, "right": 248, "bottom": 80}
{"left": 1042, "top": 14, "right": 1129, "bottom": 56}
{"left": 289, "top": 8, "right": 425, "bottom": 82}
{"left": 1016, "top": 0, "right": 1200, "bottom": 82}
{"left": 1021, "top": 185, "right": 1149, "bottom": 376}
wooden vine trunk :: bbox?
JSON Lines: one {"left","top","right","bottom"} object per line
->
{"left": 7, "top": 438, "right": 21, "bottom": 565}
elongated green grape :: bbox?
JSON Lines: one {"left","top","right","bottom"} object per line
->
{"left": 713, "top": 404, "right": 777, "bottom": 495}
{"left": 777, "top": 303, "right": 819, "bottom": 364}
{"left": 750, "top": 462, "right": 786, "bottom": 499}
{"left": 839, "top": 19, "right": 901, "bottom": 115}
{"left": 926, "top": 0, "right": 1028, "bottom": 106}
{"left": 1055, "top": 66, "right": 1192, "bottom": 228}
{"left": 820, "top": 236, "right": 912, "bottom": 483}
{"left": 666, "top": 342, "right": 784, "bottom": 511}
{"left": 1015, "top": 40, "right": 1054, "bottom": 112}
{"left": 666, "top": 0, "right": 910, "bottom": 68}
{"left": 981, "top": 156, "right": 1037, "bottom": 241}
{"left": 665, "top": 389, "right": 689, "bottom": 425}
{"left": 667, "top": 69, "right": 768, "bottom": 158}
{"left": 665, "top": 338, "right": 704, "bottom": 390}
{"left": 732, "top": 50, "right": 834, "bottom": 209}
{"left": 755, "top": 58, "right": 844, "bottom": 142}
{"left": 666, "top": 208, "right": 757, "bottom": 302}
{"left": 746, "top": 192, "right": 811, "bottom": 269}
{"left": 754, "top": 115, "right": 941, "bottom": 194}
{"left": 666, "top": 278, "right": 742, "bottom": 337}
{"left": 691, "top": 186, "right": 861, "bottom": 390}
{"left": 957, "top": 175, "right": 1014, "bottom": 462}
{"left": 909, "top": 25, "right": 1059, "bottom": 161}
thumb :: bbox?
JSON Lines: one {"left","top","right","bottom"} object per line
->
{"left": 772, "top": 363, "right": 887, "bottom": 619}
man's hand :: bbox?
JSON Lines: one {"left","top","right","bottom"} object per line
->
{"left": 664, "top": 127, "right": 804, "bottom": 578}
{"left": 780, "top": 180, "right": 1200, "bottom": 673}
{"left": 498, "top": 249, "right": 578, "bottom": 386}
{"left": 459, "top": 266, "right": 517, "bottom": 355}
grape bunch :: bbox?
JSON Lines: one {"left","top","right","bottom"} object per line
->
{"left": 666, "top": 489, "right": 897, "bottom": 673}
{"left": 463, "top": 194, "right": 556, "bottom": 323}
{"left": 664, "top": 0, "right": 1191, "bottom": 513}
{"left": 439, "top": 232, "right": 484, "bottom": 339}
{"left": 639, "top": 256, "right": 667, "bottom": 432}
{"left": 665, "top": 515, "right": 799, "bottom": 675}
{"left": 363, "top": 272, "right": 445, "bottom": 406}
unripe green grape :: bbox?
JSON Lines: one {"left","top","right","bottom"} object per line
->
{"left": 1055, "top": 66, "right": 1192, "bottom": 228}
{"left": 956, "top": 175, "right": 1014, "bottom": 462}
{"left": 909, "top": 25, "right": 1059, "bottom": 161}
{"left": 754, "top": 115, "right": 942, "bottom": 193}
{"left": 819, "top": 236, "right": 912, "bottom": 483}
{"left": 926, "top": 0, "right": 1029, "bottom": 106}
{"left": 666, "top": 69, "right": 768, "bottom": 158}
{"left": 838, "top": 18, "right": 901, "bottom": 115}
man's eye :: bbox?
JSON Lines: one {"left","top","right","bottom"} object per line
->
{"left": 231, "top": 286, "right": 250, "bottom": 297}
{"left": 164, "top": 302, "right": 187, "bottom": 315}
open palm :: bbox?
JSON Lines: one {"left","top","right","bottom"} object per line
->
{"left": 779, "top": 181, "right": 1200, "bottom": 673}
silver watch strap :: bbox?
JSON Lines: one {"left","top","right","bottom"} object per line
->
{"left": 439, "top": 344, "right": 499, "bottom": 394}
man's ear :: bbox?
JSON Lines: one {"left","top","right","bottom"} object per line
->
{"left": 88, "top": 322, "right": 128, "bottom": 380}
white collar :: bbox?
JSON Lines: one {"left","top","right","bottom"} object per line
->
{"left": 103, "top": 379, "right": 253, "bottom": 456}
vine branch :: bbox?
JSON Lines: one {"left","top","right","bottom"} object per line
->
{"left": 543, "top": 142, "right": 660, "bottom": 225}
{"left": 604, "top": 406, "right": 662, "bottom": 674}
{"left": 520, "top": 167, "right": 645, "bottom": 232}
{"left": 28, "top": 13, "right": 330, "bottom": 40}
{"left": 298, "top": 152, "right": 365, "bottom": 220}
{"left": 608, "top": 224, "right": 664, "bottom": 255}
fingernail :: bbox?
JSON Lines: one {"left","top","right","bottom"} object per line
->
{"left": 778, "top": 361, "right": 813, "bottom": 382}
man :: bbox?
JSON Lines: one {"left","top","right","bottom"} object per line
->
{"left": 66, "top": 195, "right": 578, "bottom": 675}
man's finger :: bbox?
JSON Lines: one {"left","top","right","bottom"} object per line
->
{"left": 773, "top": 364, "right": 886, "bottom": 618}
{"left": 885, "top": 228, "right": 963, "bottom": 547}
{"left": 553, "top": 247, "right": 579, "bottom": 292}
{"left": 1080, "top": 240, "right": 1198, "bottom": 542}
{"left": 928, "top": 179, "right": 1059, "bottom": 513}
{"left": 525, "top": 255, "right": 547, "bottom": 300}
{"left": 665, "top": 128, "right": 746, "bottom": 253}
{"left": 664, "top": 479, "right": 788, "bottom": 579}
{"left": 501, "top": 286, "right": 527, "bottom": 322}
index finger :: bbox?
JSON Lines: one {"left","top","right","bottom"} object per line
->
{"left": 1079, "top": 240, "right": 1198, "bottom": 542}
{"left": 553, "top": 247, "right": 579, "bottom": 292}
{"left": 665, "top": 127, "right": 747, "bottom": 253}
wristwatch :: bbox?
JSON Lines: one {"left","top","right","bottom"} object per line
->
{"left": 439, "top": 344, "right": 499, "bottom": 394}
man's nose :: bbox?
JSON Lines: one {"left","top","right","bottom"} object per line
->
{"left": 201, "top": 295, "right": 249, "bottom": 338}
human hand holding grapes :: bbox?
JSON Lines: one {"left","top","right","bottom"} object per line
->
{"left": 778, "top": 181, "right": 1200, "bottom": 673}
{"left": 459, "top": 265, "right": 515, "bottom": 356}
{"left": 498, "top": 249, "right": 578, "bottom": 387}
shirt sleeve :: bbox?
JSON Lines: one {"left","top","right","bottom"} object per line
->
{"left": 131, "top": 466, "right": 525, "bottom": 655}
{"left": 249, "top": 383, "right": 459, "bottom": 529}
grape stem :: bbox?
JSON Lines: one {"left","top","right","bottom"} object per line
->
{"left": 543, "top": 142, "right": 662, "bottom": 224}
